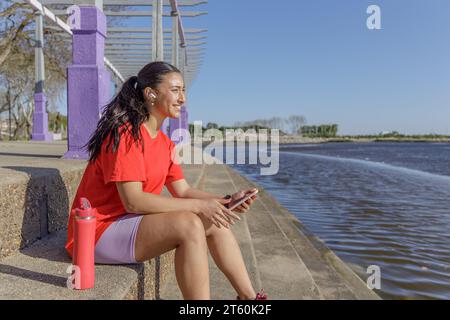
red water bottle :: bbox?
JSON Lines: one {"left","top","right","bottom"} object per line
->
{"left": 72, "top": 197, "right": 96, "bottom": 290}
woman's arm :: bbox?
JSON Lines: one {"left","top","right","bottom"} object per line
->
{"left": 166, "top": 179, "right": 225, "bottom": 200}
{"left": 116, "top": 180, "right": 240, "bottom": 227}
{"left": 166, "top": 179, "right": 257, "bottom": 214}
{"left": 116, "top": 181, "right": 201, "bottom": 214}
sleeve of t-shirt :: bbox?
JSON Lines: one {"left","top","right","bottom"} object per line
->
{"left": 102, "top": 131, "right": 146, "bottom": 184}
{"left": 165, "top": 138, "right": 185, "bottom": 186}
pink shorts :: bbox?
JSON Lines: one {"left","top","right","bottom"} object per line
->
{"left": 94, "top": 213, "right": 144, "bottom": 265}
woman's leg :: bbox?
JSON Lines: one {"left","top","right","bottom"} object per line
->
{"left": 201, "top": 218, "right": 257, "bottom": 300}
{"left": 134, "top": 211, "right": 210, "bottom": 300}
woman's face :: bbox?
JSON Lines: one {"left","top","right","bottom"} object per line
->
{"left": 150, "top": 72, "right": 186, "bottom": 119}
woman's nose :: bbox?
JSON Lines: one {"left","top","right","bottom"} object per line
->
{"left": 179, "top": 92, "right": 186, "bottom": 104}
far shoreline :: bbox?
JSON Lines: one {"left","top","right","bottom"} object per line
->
{"left": 196, "top": 136, "right": 450, "bottom": 145}
{"left": 277, "top": 136, "right": 450, "bottom": 145}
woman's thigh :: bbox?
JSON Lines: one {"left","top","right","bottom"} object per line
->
{"left": 134, "top": 211, "right": 205, "bottom": 263}
{"left": 95, "top": 213, "right": 144, "bottom": 265}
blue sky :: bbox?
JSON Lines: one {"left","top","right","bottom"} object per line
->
{"left": 58, "top": 0, "right": 450, "bottom": 135}
{"left": 182, "top": 0, "right": 450, "bottom": 135}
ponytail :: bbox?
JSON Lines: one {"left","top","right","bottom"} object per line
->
{"left": 84, "top": 75, "right": 148, "bottom": 162}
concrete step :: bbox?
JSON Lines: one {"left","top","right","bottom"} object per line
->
{"left": 0, "top": 229, "right": 174, "bottom": 299}
{"left": 0, "top": 157, "right": 86, "bottom": 259}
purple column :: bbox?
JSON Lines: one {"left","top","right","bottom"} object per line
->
{"left": 32, "top": 93, "right": 53, "bottom": 141}
{"left": 63, "top": 6, "right": 107, "bottom": 159}
{"left": 32, "top": 11, "right": 52, "bottom": 141}
{"left": 169, "top": 105, "right": 189, "bottom": 145}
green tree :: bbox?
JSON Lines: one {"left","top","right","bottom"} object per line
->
{"left": 206, "top": 122, "right": 218, "bottom": 130}
{"left": 0, "top": 1, "right": 70, "bottom": 140}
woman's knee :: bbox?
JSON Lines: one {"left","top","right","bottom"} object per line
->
{"left": 134, "top": 212, "right": 206, "bottom": 261}
{"left": 205, "top": 222, "right": 233, "bottom": 238}
{"left": 176, "top": 212, "right": 206, "bottom": 243}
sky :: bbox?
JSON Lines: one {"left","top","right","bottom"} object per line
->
{"left": 63, "top": 0, "right": 450, "bottom": 135}
{"left": 184, "top": 0, "right": 450, "bottom": 135}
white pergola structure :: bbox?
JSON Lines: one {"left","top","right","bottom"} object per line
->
{"left": 38, "top": 0, "right": 208, "bottom": 86}
{"left": 26, "top": 0, "right": 207, "bottom": 156}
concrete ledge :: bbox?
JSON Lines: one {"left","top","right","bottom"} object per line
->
{"left": 0, "top": 230, "right": 174, "bottom": 299}
{"left": 0, "top": 161, "right": 86, "bottom": 259}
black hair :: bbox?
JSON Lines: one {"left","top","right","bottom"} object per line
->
{"left": 85, "top": 61, "right": 181, "bottom": 162}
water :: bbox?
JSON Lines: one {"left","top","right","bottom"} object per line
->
{"left": 227, "top": 142, "right": 450, "bottom": 300}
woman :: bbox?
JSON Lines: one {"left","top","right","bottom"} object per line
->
{"left": 65, "top": 61, "right": 265, "bottom": 300}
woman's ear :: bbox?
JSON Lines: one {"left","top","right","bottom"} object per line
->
{"left": 144, "top": 87, "right": 156, "bottom": 101}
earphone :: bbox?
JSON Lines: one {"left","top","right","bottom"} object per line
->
{"left": 150, "top": 93, "right": 156, "bottom": 99}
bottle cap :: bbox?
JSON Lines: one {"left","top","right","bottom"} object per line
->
{"left": 75, "top": 197, "right": 95, "bottom": 218}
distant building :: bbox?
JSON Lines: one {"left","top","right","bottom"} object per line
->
{"left": 379, "top": 131, "right": 400, "bottom": 136}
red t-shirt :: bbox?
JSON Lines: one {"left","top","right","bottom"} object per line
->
{"left": 65, "top": 123, "right": 184, "bottom": 258}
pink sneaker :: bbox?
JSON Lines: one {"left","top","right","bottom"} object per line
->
{"left": 255, "top": 289, "right": 268, "bottom": 300}
{"left": 236, "top": 289, "right": 268, "bottom": 300}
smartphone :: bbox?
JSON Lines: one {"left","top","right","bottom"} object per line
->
{"left": 228, "top": 189, "right": 259, "bottom": 211}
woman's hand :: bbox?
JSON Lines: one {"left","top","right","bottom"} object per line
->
{"left": 229, "top": 188, "right": 258, "bottom": 213}
{"left": 193, "top": 198, "right": 241, "bottom": 229}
